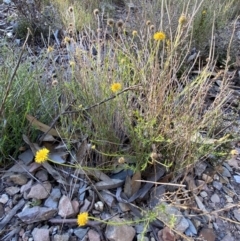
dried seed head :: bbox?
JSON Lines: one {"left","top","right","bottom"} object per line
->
{"left": 150, "top": 152, "right": 158, "bottom": 160}
{"left": 52, "top": 79, "right": 58, "bottom": 86}
{"left": 118, "top": 157, "right": 125, "bottom": 164}
{"left": 64, "top": 36, "right": 71, "bottom": 44}
{"left": 68, "top": 6, "right": 74, "bottom": 13}
{"left": 69, "top": 23, "right": 73, "bottom": 28}
{"left": 132, "top": 30, "right": 138, "bottom": 36}
{"left": 68, "top": 28, "right": 74, "bottom": 35}
{"left": 97, "top": 28, "right": 102, "bottom": 33}
{"left": 146, "top": 20, "right": 151, "bottom": 26}
{"left": 107, "top": 18, "right": 115, "bottom": 26}
{"left": 150, "top": 24, "right": 155, "bottom": 31}
{"left": 93, "top": 9, "right": 99, "bottom": 16}
{"left": 116, "top": 19, "right": 124, "bottom": 28}
{"left": 178, "top": 14, "right": 187, "bottom": 25}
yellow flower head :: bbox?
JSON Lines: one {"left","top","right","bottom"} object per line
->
{"left": 202, "top": 10, "right": 207, "bottom": 15}
{"left": 111, "top": 83, "right": 122, "bottom": 93}
{"left": 35, "top": 148, "right": 49, "bottom": 164}
{"left": 77, "top": 212, "right": 88, "bottom": 226}
{"left": 153, "top": 31, "right": 166, "bottom": 41}
{"left": 178, "top": 15, "right": 187, "bottom": 25}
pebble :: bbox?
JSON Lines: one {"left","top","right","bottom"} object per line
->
{"left": 222, "top": 233, "right": 234, "bottom": 241}
{"left": 58, "top": 195, "right": 76, "bottom": 218}
{"left": 35, "top": 170, "right": 48, "bottom": 182}
{"left": 211, "top": 194, "right": 220, "bottom": 203}
{"left": 185, "top": 219, "right": 197, "bottom": 236}
{"left": 0, "top": 194, "right": 9, "bottom": 204}
{"left": 74, "top": 228, "right": 89, "bottom": 239}
{"left": 194, "top": 161, "right": 207, "bottom": 176}
{"left": 5, "top": 186, "right": 20, "bottom": 196}
{"left": 221, "top": 167, "right": 231, "bottom": 177}
{"left": 233, "top": 175, "right": 240, "bottom": 183}
{"left": 105, "top": 217, "right": 136, "bottom": 241}
{"left": 88, "top": 229, "right": 100, "bottom": 241}
{"left": 233, "top": 209, "right": 240, "bottom": 222}
{"left": 27, "top": 182, "right": 52, "bottom": 199}
{"left": 94, "top": 201, "right": 104, "bottom": 211}
{"left": 44, "top": 188, "right": 61, "bottom": 209}
{"left": 32, "top": 228, "right": 50, "bottom": 241}
{"left": 9, "top": 174, "right": 28, "bottom": 185}
{"left": 199, "top": 228, "right": 216, "bottom": 241}
{"left": 137, "top": 234, "right": 148, "bottom": 241}
{"left": 223, "top": 163, "right": 233, "bottom": 172}
{"left": 200, "top": 191, "right": 208, "bottom": 198}
{"left": 222, "top": 186, "right": 235, "bottom": 197}
{"left": 212, "top": 181, "right": 222, "bottom": 190}
{"left": 202, "top": 174, "right": 213, "bottom": 183}
{"left": 18, "top": 149, "right": 34, "bottom": 165}
{"left": 53, "top": 234, "right": 70, "bottom": 241}
{"left": 225, "top": 195, "right": 233, "bottom": 203}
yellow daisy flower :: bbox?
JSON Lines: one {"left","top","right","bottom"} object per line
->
{"left": 77, "top": 212, "right": 89, "bottom": 226}
{"left": 35, "top": 148, "right": 49, "bottom": 164}
{"left": 153, "top": 31, "right": 166, "bottom": 41}
{"left": 111, "top": 83, "right": 122, "bottom": 93}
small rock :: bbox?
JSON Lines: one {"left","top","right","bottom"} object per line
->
{"left": 5, "top": 186, "right": 20, "bottom": 196}
{"left": 225, "top": 195, "right": 233, "bottom": 203}
{"left": 233, "top": 209, "right": 240, "bottom": 222}
{"left": 211, "top": 194, "right": 220, "bottom": 203}
{"left": 233, "top": 175, "right": 240, "bottom": 183}
{"left": 158, "top": 227, "right": 176, "bottom": 241}
{"left": 32, "top": 228, "right": 50, "bottom": 241}
{"left": 118, "top": 202, "right": 130, "bottom": 212}
{"left": 74, "top": 228, "right": 89, "bottom": 239}
{"left": 18, "top": 206, "right": 57, "bottom": 224}
{"left": 149, "top": 186, "right": 166, "bottom": 208}
{"left": 222, "top": 163, "right": 232, "bottom": 172}
{"left": 3, "top": 0, "right": 12, "bottom": 4}
{"left": 213, "top": 222, "right": 218, "bottom": 230}
{"left": 0, "top": 203, "right": 5, "bottom": 218}
{"left": 222, "top": 233, "right": 234, "bottom": 241}
{"left": 53, "top": 234, "right": 70, "bottom": 241}
{"left": 71, "top": 200, "right": 80, "bottom": 214}
{"left": 58, "top": 195, "right": 75, "bottom": 218}
{"left": 88, "top": 229, "right": 100, "bottom": 241}
{"left": 0, "top": 194, "right": 9, "bottom": 204}
{"left": 80, "top": 199, "right": 91, "bottom": 212}
{"left": 27, "top": 182, "right": 52, "bottom": 199}
{"left": 137, "top": 234, "right": 148, "bottom": 241}
{"left": 212, "top": 181, "right": 222, "bottom": 190}
{"left": 194, "top": 161, "right": 207, "bottom": 176}
{"left": 185, "top": 219, "right": 197, "bottom": 236}
{"left": 18, "top": 149, "right": 34, "bottom": 165}
{"left": 9, "top": 174, "right": 28, "bottom": 185}
{"left": 221, "top": 167, "right": 231, "bottom": 177}
{"left": 202, "top": 174, "right": 213, "bottom": 183}
{"left": 222, "top": 186, "right": 235, "bottom": 197}
{"left": 21, "top": 180, "right": 33, "bottom": 193}
{"left": 35, "top": 170, "right": 48, "bottom": 182}
{"left": 94, "top": 201, "right": 104, "bottom": 212}
{"left": 199, "top": 228, "right": 216, "bottom": 241}
{"left": 100, "top": 191, "right": 115, "bottom": 207}
{"left": 44, "top": 188, "right": 61, "bottom": 209}
{"left": 105, "top": 217, "right": 136, "bottom": 241}
{"left": 213, "top": 174, "right": 219, "bottom": 180}
{"left": 200, "top": 191, "right": 208, "bottom": 198}
{"left": 155, "top": 202, "right": 189, "bottom": 232}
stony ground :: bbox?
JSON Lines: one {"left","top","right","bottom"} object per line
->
{"left": 1, "top": 1, "right": 240, "bottom": 241}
